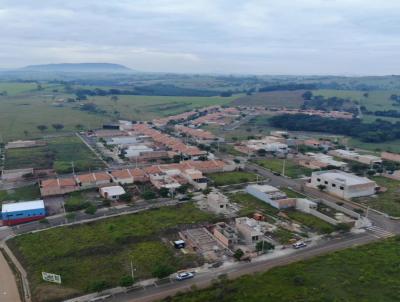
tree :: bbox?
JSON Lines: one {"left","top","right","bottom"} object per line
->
{"left": 257, "top": 149, "right": 267, "bottom": 157}
{"left": 119, "top": 192, "right": 133, "bottom": 202}
{"left": 75, "top": 124, "right": 84, "bottom": 130}
{"left": 152, "top": 263, "right": 174, "bottom": 279}
{"left": 23, "top": 130, "right": 29, "bottom": 136}
{"left": 302, "top": 91, "right": 313, "bottom": 100}
{"left": 367, "top": 170, "right": 376, "bottom": 177}
{"left": 256, "top": 241, "right": 275, "bottom": 253}
{"left": 52, "top": 123, "right": 64, "bottom": 131}
{"left": 159, "top": 187, "right": 170, "bottom": 198}
{"left": 233, "top": 249, "right": 244, "bottom": 261}
{"left": 37, "top": 125, "right": 47, "bottom": 132}
{"left": 142, "top": 191, "right": 156, "bottom": 200}
{"left": 317, "top": 184, "right": 326, "bottom": 192}
{"left": 111, "top": 95, "right": 119, "bottom": 103}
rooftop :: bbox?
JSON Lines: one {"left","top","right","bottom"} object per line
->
{"left": 314, "top": 170, "right": 375, "bottom": 186}
{"left": 2, "top": 200, "right": 45, "bottom": 213}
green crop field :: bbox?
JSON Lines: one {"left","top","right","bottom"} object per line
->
{"left": 354, "top": 176, "right": 400, "bottom": 217}
{"left": 164, "top": 238, "right": 400, "bottom": 302}
{"left": 4, "top": 135, "right": 104, "bottom": 173}
{"left": 8, "top": 203, "right": 216, "bottom": 302}
{"left": 253, "top": 159, "right": 313, "bottom": 178}
{"left": 208, "top": 171, "right": 260, "bottom": 186}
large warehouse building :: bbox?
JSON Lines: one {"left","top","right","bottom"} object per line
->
{"left": 309, "top": 170, "right": 378, "bottom": 200}
{"left": 1, "top": 200, "right": 46, "bottom": 226}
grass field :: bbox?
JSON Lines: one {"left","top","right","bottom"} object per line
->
{"left": 0, "top": 82, "right": 241, "bottom": 141}
{"left": 208, "top": 171, "right": 260, "bottom": 186}
{"left": 0, "top": 185, "right": 41, "bottom": 205}
{"left": 354, "top": 176, "right": 400, "bottom": 217}
{"left": 8, "top": 203, "right": 216, "bottom": 302}
{"left": 253, "top": 159, "right": 313, "bottom": 178}
{"left": 232, "top": 90, "right": 305, "bottom": 108}
{"left": 284, "top": 210, "right": 336, "bottom": 234}
{"left": 348, "top": 137, "right": 400, "bottom": 153}
{"left": 165, "top": 237, "right": 400, "bottom": 302}
{"left": 5, "top": 135, "right": 104, "bottom": 173}
{"left": 228, "top": 192, "right": 279, "bottom": 217}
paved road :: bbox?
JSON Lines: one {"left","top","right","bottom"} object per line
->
{"left": 0, "top": 249, "right": 21, "bottom": 302}
{"left": 108, "top": 232, "right": 377, "bottom": 302}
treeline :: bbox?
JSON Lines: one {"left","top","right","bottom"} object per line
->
{"left": 269, "top": 114, "right": 400, "bottom": 143}
{"left": 301, "top": 91, "right": 358, "bottom": 114}
{"left": 71, "top": 84, "right": 221, "bottom": 99}
{"left": 259, "top": 83, "right": 317, "bottom": 92}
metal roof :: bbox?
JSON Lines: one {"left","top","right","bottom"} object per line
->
{"left": 2, "top": 200, "right": 45, "bottom": 213}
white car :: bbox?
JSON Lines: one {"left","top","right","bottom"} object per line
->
{"left": 176, "top": 272, "right": 194, "bottom": 281}
{"left": 292, "top": 241, "right": 307, "bottom": 249}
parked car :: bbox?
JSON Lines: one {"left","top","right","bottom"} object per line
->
{"left": 292, "top": 241, "right": 307, "bottom": 249}
{"left": 176, "top": 272, "right": 194, "bottom": 281}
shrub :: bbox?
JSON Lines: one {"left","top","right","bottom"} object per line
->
{"left": 85, "top": 204, "right": 97, "bottom": 215}
{"left": 152, "top": 263, "right": 174, "bottom": 279}
{"left": 119, "top": 275, "right": 134, "bottom": 287}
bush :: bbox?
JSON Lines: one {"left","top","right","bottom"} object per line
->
{"left": 119, "top": 275, "right": 134, "bottom": 287}
{"left": 142, "top": 191, "right": 156, "bottom": 200}
{"left": 65, "top": 212, "right": 76, "bottom": 221}
{"left": 233, "top": 249, "right": 244, "bottom": 261}
{"left": 88, "top": 280, "right": 109, "bottom": 292}
{"left": 152, "top": 263, "right": 174, "bottom": 279}
{"left": 85, "top": 204, "right": 97, "bottom": 215}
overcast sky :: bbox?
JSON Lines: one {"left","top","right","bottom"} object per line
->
{"left": 0, "top": 0, "right": 400, "bottom": 75}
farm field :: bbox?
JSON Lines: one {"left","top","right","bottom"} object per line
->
{"left": 232, "top": 90, "right": 305, "bottom": 108}
{"left": 312, "top": 89, "right": 400, "bottom": 112}
{"left": 8, "top": 203, "right": 216, "bottom": 302}
{"left": 208, "top": 171, "right": 260, "bottom": 186}
{"left": 354, "top": 176, "right": 400, "bottom": 217}
{"left": 348, "top": 137, "right": 400, "bottom": 153}
{"left": 4, "top": 135, "right": 104, "bottom": 173}
{"left": 164, "top": 237, "right": 400, "bottom": 302}
{"left": 253, "top": 159, "right": 313, "bottom": 178}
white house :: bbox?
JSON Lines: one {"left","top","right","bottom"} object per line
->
{"left": 246, "top": 184, "right": 292, "bottom": 209}
{"left": 99, "top": 186, "right": 126, "bottom": 200}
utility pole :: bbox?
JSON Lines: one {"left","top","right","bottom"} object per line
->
{"left": 130, "top": 259, "right": 135, "bottom": 280}
{"left": 282, "top": 159, "right": 286, "bottom": 177}
{"left": 71, "top": 161, "right": 75, "bottom": 175}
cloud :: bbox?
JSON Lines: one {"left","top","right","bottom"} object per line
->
{"left": 0, "top": 0, "right": 400, "bottom": 74}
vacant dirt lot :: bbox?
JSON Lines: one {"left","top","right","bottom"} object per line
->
{"left": 0, "top": 251, "right": 21, "bottom": 302}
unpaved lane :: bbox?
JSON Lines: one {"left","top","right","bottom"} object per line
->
{"left": 0, "top": 250, "right": 21, "bottom": 302}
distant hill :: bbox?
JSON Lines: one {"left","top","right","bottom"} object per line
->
{"left": 20, "top": 63, "right": 133, "bottom": 73}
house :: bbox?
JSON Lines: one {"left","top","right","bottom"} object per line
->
{"left": 329, "top": 149, "right": 382, "bottom": 166}
{"left": 213, "top": 222, "right": 238, "bottom": 249}
{"left": 206, "top": 191, "right": 230, "bottom": 215}
{"left": 129, "top": 168, "right": 148, "bottom": 183}
{"left": 381, "top": 151, "right": 400, "bottom": 163}
{"left": 92, "top": 172, "right": 113, "bottom": 185}
{"left": 99, "top": 185, "right": 126, "bottom": 200}
{"left": 110, "top": 169, "right": 133, "bottom": 184}
{"left": 76, "top": 173, "right": 97, "bottom": 188}
{"left": 309, "top": 170, "right": 378, "bottom": 200}
{"left": 298, "top": 153, "right": 347, "bottom": 170}
{"left": 235, "top": 217, "right": 264, "bottom": 245}
{"left": 246, "top": 185, "right": 292, "bottom": 209}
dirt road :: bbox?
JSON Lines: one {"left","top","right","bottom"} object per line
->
{"left": 0, "top": 250, "right": 21, "bottom": 302}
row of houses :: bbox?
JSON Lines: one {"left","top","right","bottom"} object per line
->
{"left": 39, "top": 160, "right": 235, "bottom": 197}
{"left": 174, "top": 125, "right": 217, "bottom": 143}
{"left": 328, "top": 149, "right": 382, "bottom": 166}
{"left": 132, "top": 124, "right": 207, "bottom": 159}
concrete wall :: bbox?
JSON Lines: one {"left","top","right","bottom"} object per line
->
{"left": 309, "top": 209, "right": 338, "bottom": 225}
